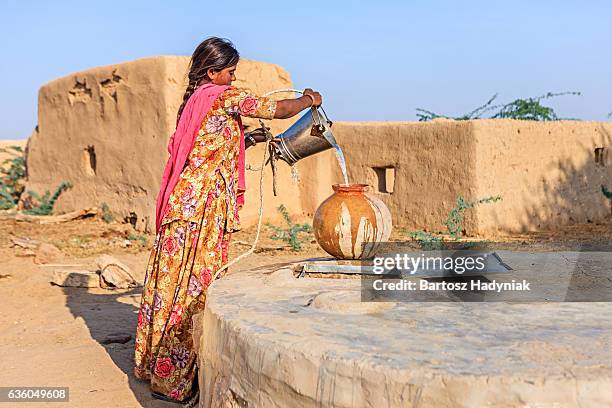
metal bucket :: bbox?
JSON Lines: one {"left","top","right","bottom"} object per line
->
{"left": 273, "top": 106, "right": 338, "bottom": 165}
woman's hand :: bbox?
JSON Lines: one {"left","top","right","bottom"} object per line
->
{"left": 245, "top": 126, "right": 273, "bottom": 149}
{"left": 303, "top": 88, "right": 322, "bottom": 107}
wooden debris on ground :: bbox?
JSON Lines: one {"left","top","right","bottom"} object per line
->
{"left": 51, "top": 269, "right": 100, "bottom": 288}
{"left": 9, "top": 235, "right": 64, "bottom": 264}
{"left": 9, "top": 235, "right": 40, "bottom": 249}
{"left": 15, "top": 250, "right": 36, "bottom": 258}
{"left": 9, "top": 207, "right": 98, "bottom": 224}
{"left": 49, "top": 255, "right": 140, "bottom": 289}
{"left": 33, "top": 243, "right": 65, "bottom": 264}
{"left": 230, "top": 239, "right": 292, "bottom": 253}
{"left": 95, "top": 254, "right": 140, "bottom": 289}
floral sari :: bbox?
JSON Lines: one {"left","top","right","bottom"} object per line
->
{"left": 134, "top": 87, "right": 277, "bottom": 402}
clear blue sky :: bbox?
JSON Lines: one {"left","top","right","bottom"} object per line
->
{"left": 1, "top": 0, "right": 611, "bottom": 139}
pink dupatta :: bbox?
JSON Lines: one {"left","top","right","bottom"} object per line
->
{"left": 155, "top": 83, "right": 247, "bottom": 234}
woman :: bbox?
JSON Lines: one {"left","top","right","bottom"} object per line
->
{"left": 133, "top": 37, "right": 321, "bottom": 404}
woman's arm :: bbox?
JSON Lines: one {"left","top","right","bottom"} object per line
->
{"left": 245, "top": 127, "right": 269, "bottom": 149}
{"left": 274, "top": 88, "right": 322, "bottom": 119}
{"left": 244, "top": 88, "right": 324, "bottom": 148}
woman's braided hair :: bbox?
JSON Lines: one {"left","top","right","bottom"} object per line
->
{"left": 176, "top": 37, "right": 240, "bottom": 127}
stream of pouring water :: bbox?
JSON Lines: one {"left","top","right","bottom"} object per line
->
{"left": 332, "top": 143, "right": 350, "bottom": 186}
{"left": 321, "top": 125, "right": 349, "bottom": 185}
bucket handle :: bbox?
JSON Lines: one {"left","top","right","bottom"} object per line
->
{"left": 310, "top": 106, "right": 333, "bottom": 137}
{"left": 317, "top": 105, "right": 333, "bottom": 127}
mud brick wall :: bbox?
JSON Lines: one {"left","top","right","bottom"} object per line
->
{"left": 300, "top": 120, "right": 611, "bottom": 236}
{"left": 24, "top": 56, "right": 300, "bottom": 232}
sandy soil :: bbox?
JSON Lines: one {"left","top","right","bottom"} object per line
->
{"left": 0, "top": 214, "right": 610, "bottom": 407}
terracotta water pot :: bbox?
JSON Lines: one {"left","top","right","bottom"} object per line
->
{"left": 313, "top": 184, "right": 393, "bottom": 260}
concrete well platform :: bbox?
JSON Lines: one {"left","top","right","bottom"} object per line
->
{"left": 193, "top": 251, "right": 612, "bottom": 407}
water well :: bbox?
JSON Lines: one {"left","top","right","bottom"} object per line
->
{"left": 193, "top": 252, "right": 612, "bottom": 407}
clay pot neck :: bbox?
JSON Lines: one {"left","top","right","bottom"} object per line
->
{"left": 332, "top": 183, "right": 369, "bottom": 194}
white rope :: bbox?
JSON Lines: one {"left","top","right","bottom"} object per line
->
{"left": 263, "top": 88, "right": 303, "bottom": 97}
{"left": 210, "top": 137, "right": 271, "bottom": 282}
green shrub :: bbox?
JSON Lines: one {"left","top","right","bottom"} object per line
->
{"left": 127, "top": 233, "right": 148, "bottom": 246}
{"left": 445, "top": 196, "right": 502, "bottom": 239}
{"left": 266, "top": 204, "right": 312, "bottom": 251}
{"left": 405, "top": 195, "right": 501, "bottom": 248}
{"left": 101, "top": 202, "right": 114, "bottom": 223}
{"left": 417, "top": 92, "right": 580, "bottom": 122}
{"left": 0, "top": 145, "right": 72, "bottom": 216}
{"left": 0, "top": 145, "right": 25, "bottom": 209}
{"left": 23, "top": 181, "right": 73, "bottom": 216}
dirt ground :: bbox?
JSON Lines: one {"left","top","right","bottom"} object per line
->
{"left": 0, "top": 213, "right": 610, "bottom": 407}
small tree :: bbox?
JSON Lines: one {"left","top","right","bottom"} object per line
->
{"left": 0, "top": 145, "right": 25, "bottom": 209}
{"left": 405, "top": 195, "right": 502, "bottom": 248}
{"left": 23, "top": 181, "right": 73, "bottom": 215}
{"left": 417, "top": 92, "right": 580, "bottom": 122}
{"left": 266, "top": 204, "right": 312, "bottom": 251}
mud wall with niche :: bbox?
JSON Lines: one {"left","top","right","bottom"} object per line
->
{"left": 24, "top": 56, "right": 300, "bottom": 232}
{"left": 297, "top": 121, "right": 481, "bottom": 234}
{"left": 297, "top": 120, "right": 611, "bottom": 236}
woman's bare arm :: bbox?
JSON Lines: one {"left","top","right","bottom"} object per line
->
{"left": 274, "top": 88, "right": 322, "bottom": 119}
{"left": 246, "top": 89, "right": 323, "bottom": 148}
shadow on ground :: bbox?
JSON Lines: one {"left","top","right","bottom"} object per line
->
{"left": 63, "top": 283, "right": 175, "bottom": 407}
